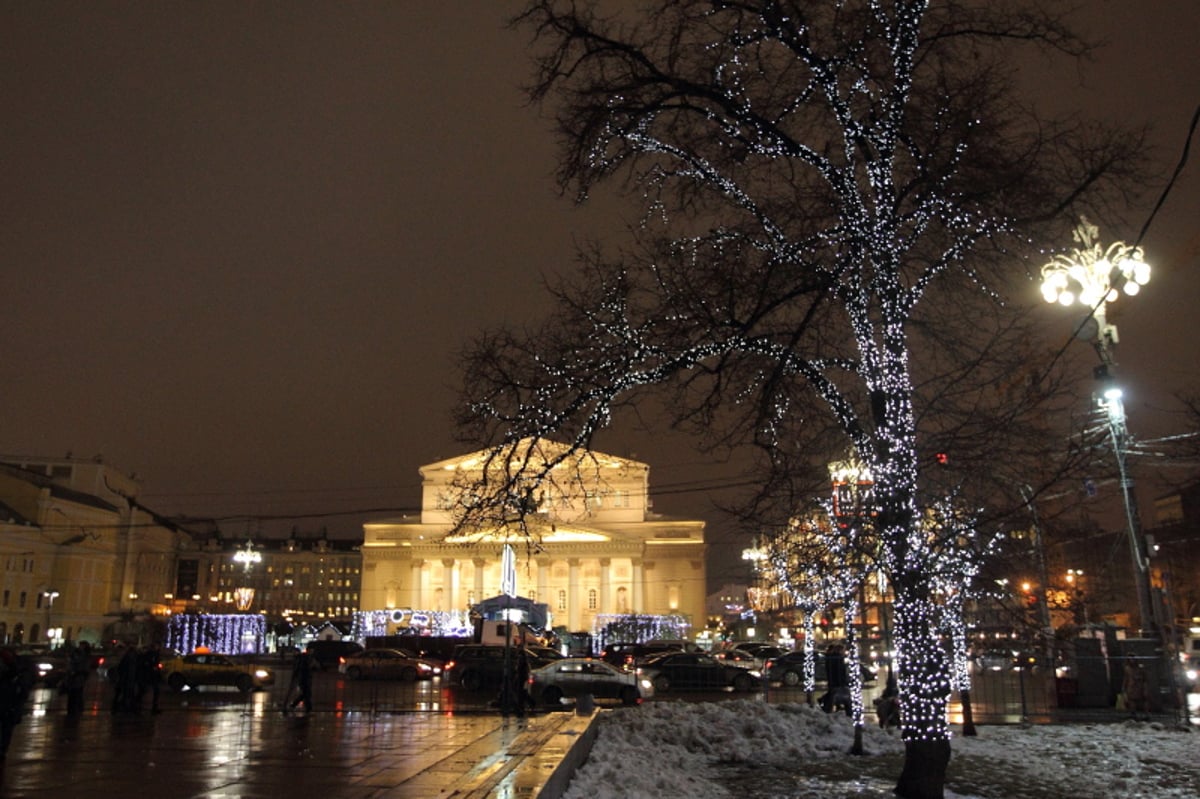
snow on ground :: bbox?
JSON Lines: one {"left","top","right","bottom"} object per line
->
{"left": 561, "top": 700, "right": 1199, "bottom": 799}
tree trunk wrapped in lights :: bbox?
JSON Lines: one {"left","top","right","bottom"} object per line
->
{"left": 456, "top": 3, "right": 1146, "bottom": 796}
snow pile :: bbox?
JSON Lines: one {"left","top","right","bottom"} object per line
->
{"left": 562, "top": 701, "right": 1199, "bottom": 799}
{"left": 950, "top": 721, "right": 1200, "bottom": 799}
{"left": 561, "top": 700, "right": 903, "bottom": 799}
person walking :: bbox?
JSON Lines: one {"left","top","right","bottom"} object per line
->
{"left": 1122, "top": 660, "right": 1149, "bottom": 721}
{"left": 514, "top": 649, "right": 533, "bottom": 718}
{"left": 136, "top": 644, "right": 163, "bottom": 714}
{"left": 821, "top": 644, "right": 849, "bottom": 714}
{"left": 65, "top": 641, "right": 91, "bottom": 716}
{"left": 111, "top": 645, "right": 140, "bottom": 713}
{"left": 0, "top": 647, "right": 31, "bottom": 764}
{"left": 285, "top": 648, "right": 314, "bottom": 713}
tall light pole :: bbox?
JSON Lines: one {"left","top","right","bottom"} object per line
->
{"left": 1039, "top": 217, "right": 1156, "bottom": 635}
{"left": 42, "top": 590, "right": 60, "bottom": 644}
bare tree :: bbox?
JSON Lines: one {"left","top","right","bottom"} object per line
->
{"left": 455, "top": 2, "right": 1146, "bottom": 795}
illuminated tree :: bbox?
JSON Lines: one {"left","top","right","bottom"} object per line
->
{"left": 458, "top": 3, "right": 1144, "bottom": 795}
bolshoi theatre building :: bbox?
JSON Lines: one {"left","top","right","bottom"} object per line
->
{"left": 359, "top": 442, "right": 707, "bottom": 635}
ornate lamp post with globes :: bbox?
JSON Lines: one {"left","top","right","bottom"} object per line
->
{"left": 1039, "top": 217, "right": 1156, "bottom": 635}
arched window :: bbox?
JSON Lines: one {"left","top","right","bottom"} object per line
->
{"left": 616, "top": 587, "right": 628, "bottom": 612}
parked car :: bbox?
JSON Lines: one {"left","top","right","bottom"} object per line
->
{"left": 528, "top": 657, "right": 652, "bottom": 708}
{"left": 599, "top": 640, "right": 691, "bottom": 670}
{"left": 161, "top": 653, "right": 275, "bottom": 692}
{"left": 762, "top": 650, "right": 877, "bottom": 687}
{"left": 443, "top": 644, "right": 562, "bottom": 691}
{"left": 974, "top": 649, "right": 1010, "bottom": 672}
{"left": 730, "top": 643, "right": 787, "bottom": 664}
{"left": 16, "top": 646, "right": 68, "bottom": 687}
{"left": 711, "top": 648, "right": 762, "bottom": 669}
{"left": 639, "top": 651, "right": 760, "bottom": 692}
{"left": 306, "top": 640, "right": 365, "bottom": 671}
{"left": 339, "top": 648, "right": 441, "bottom": 681}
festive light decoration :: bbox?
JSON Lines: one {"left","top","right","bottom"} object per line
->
{"left": 166, "top": 613, "right": 267, "bottom": 655}
{"left": 350, "top": 609, "right": 474, "bottom": 640}
{"left": 592, "top": 614, "right": 691, "bottom": 653}
{"left": 464, "top": 7, "right": 1127, "bottom": 785}
{"left": 233, "top": 540, "right": 262, "bottom": 574}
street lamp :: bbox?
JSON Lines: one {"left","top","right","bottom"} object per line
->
{"left": 1039, "top": 217, "right": 1156, "bottom": 636}
{"left": 42, "top": 590, "right": 60, "bottom": 644}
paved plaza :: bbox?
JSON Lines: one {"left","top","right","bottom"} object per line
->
{"left": 0, "top": 683, "right": 597, "bottom": 799}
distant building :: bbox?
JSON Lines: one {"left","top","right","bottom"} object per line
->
{"left": 0, "top": 456, "right": 187, "bottom": 645}
{"left": 360, "top": 441, "right": 707, "bottom": 637}
{"left": 1149, "top": 479, "right": 1200, "bottom": 625}
{"left": 178, "top": 529, "right": 362, "bottom": 627}
{"left": 706, "top": 583, "right": 750, "bottom": 624}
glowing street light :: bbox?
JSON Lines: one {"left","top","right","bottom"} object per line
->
{"left": 1039, "top": 217, "right": 1150, "bottom": 353}
{"left": 1039, "top": 217, "right": 1156, "bottom": 636}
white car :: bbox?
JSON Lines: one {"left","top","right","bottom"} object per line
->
{"left": 528, "top": 657, "right": 653, "bottom": 707}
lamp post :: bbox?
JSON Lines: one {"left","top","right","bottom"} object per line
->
{"left": 1039, "top": 217, "right": 1156, "bottom": 636}
{"left": 42, "top": 590, "right": 60, "bottom": 644}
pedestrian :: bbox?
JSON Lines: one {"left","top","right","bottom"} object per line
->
{"left": 136, "top": 644, "right": 163, "bottom": 714}
{"left": 874, "top": 671, "right": 900, "bottom": 729}
{"left": 821, "top": 644, "right": 849, "bottom": 714}
{"left": 285, "top": 648, "right": 313, "bottom": 713}
{"left": 65, "top": 641, "right": 91, "bottom": 716}
{"left": 1122, "top": 660, "right": 1149, "bottom": 721}
{"left": 0, "top": 647, "right": 31, "bottom": 763}
{"left": 111, "top": 645, "right": 139, "bottom": 713}
{"left": 514, "top": 649, "right": 533, "bottom": 717}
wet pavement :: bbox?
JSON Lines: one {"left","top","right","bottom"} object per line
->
{"left": 0, "top": 682, "right": 598, "bottom": 799}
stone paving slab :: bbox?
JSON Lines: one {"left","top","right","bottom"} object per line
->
{"left": 0, "top": 687, "right": 600, "bottom": 799}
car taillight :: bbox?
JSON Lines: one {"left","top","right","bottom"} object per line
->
{"left": 445, "top": 660, "right": 456, "bottom": 671}
{"left": 339, "top": 656, "right": 346, "bottom": 665}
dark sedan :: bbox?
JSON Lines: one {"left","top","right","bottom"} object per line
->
{"left": 639, "top": 652, "right": 760, "bottom": 692}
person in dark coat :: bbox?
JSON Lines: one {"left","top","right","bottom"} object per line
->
{"left": 286, "top": 648, "right": 314, "bottom": 713}
{"left": 874, "top": 671, "right": 901, "bottom": 728}
{"left": 821, "top": 644, "right": 850, "bottom": 714}
{"left": 65, "top": 641, "right": 91, "bottom": 716}
{"left": 0, "top": 647, "right": 32, "bottom": 761}
{"left": 111, "top": 645, "right": 140, "bottom": 713}
{"left": 136, "top": 644, "right": 163, "bottom": 714}
{"left": 514, "top": 650, "right": 534, "bottom": 717}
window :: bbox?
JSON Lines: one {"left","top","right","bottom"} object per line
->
{"left": 616, "top": 587, "right": 628, "bottom": 612}
{"left": 19, "top": 591, "right": 27, "bottom": 609}
{"left": 2, "top": 590, "right": 8, "bottom": 607}
{"left": 588, "top": 589, "right": 597, "bottom": 610}
{"left": 557, "top": 590, "right": 567, "bottom": 611}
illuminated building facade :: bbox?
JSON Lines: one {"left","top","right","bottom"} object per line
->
{"left": 360, "top": 442, "right": 707, "bottom": 635}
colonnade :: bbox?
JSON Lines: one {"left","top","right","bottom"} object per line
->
{"left": 399, "top": 554, "right": 650, "bottom": 630}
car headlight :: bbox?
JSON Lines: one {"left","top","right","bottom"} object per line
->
{"left": 640, "top": 679, "right": 652, "bottom": 690}
{"left": 254, "top": 669, "right": 270, "bottom": 679}
{"left": 1187, "top": 669, "right": 1197, "bottom": 682}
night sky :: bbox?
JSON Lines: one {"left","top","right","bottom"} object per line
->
{"left": 2, "top": 3, "right": 1197, "bottom": 586}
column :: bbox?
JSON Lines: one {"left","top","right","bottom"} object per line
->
{"left": 568, "top": 558, "right": 582, "bottom": 630}
{"left": 410, "top": 559, "right": 425, "bottom": 608}
{"left": 536, "top": 557, "right": 550, "bottom": 606}
{"left": 599, "top": 558, "right": 611, "bottom": 615}
{"left": 473, "top": 558, "right": 486, "bottom": 605}
{"left": 443, "top": 558, "right": 460, "bottom": 609}
{"left": 631, "top": 558, "right": 643, "bottom": 612}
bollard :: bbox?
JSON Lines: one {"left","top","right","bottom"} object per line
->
{"left": 576, "top": 693, "right": 595, "bottom": 715}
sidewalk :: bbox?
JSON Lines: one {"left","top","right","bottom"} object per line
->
{"left": 1, "top": 690, "right": 600, "bottom": 799}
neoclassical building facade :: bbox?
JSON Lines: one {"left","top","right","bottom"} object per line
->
{"left": 360, "top": 442, "right": 707, "bottom": 634}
